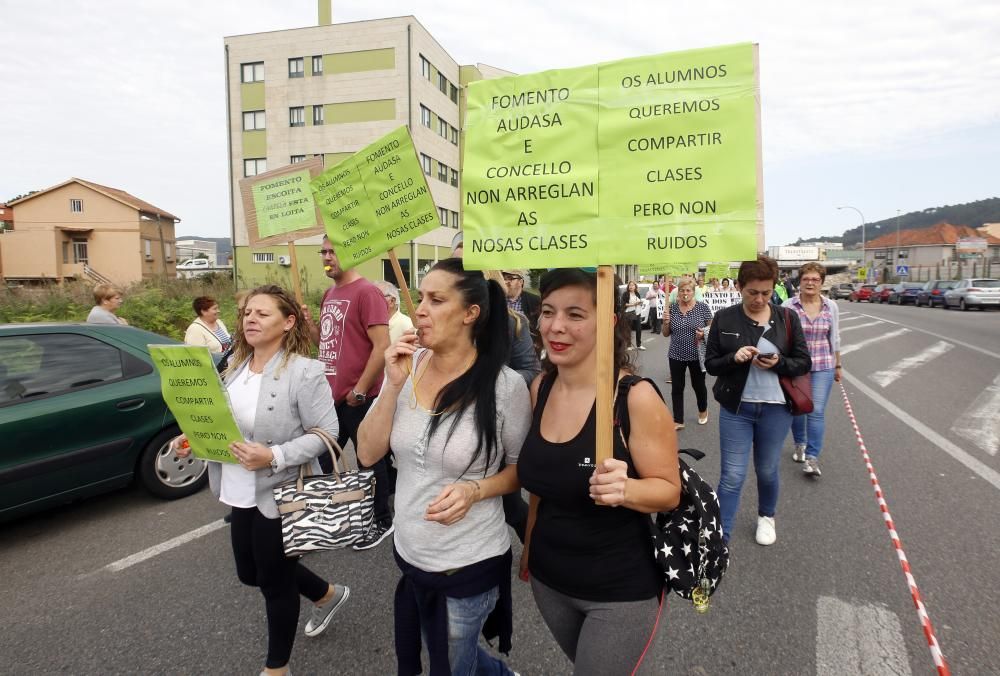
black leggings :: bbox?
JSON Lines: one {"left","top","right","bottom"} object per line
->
{"left": 669, "top": 358, "right": 708, "bottom": 424}
{"left": 230, "top": 507, "right": 329, "bottom": 668}
{"left": 630, "top": 314, "right": 642, "bottom": 347}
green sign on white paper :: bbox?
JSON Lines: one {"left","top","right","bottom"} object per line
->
{"left": 251, "top": 169, "right": 318, "bottom": 238}
{"left": 149, "top": 345, "right": 242, "bottom": 464}
{"left": 639, "top": 263, "right": 697, "bottom": 277}
{"left": 463, "top": 42, "right": 760, "bottom": 270}
{"left": 311, "top": 126, "right": 439, "bottom": 269}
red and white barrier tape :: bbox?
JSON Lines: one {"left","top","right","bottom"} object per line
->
{"left": 839, "top": 383, "right": 951, "bottom": 676}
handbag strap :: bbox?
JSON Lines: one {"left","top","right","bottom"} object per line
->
{"left": 297, "top": 428, "right": 346, "bottom": 491}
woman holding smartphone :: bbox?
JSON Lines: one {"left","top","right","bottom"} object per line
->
{"left": 706, "top": 256, "right": 811, "bottom": 546}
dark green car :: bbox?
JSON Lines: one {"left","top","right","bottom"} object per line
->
{"left": 0, "top": 323, "right": 208, "bottom": 521}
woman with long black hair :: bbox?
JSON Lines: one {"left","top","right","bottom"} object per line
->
{"left": 358, "top": 258, "right": 530, "bottom": 676}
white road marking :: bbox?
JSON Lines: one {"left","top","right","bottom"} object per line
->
{"left": 871, "top": 341, "right": 954, "bottom": 387}
{"left": 839, "top": 315, "right": 867, "bottom": 322}
{"left": 841, "top": 370, "right": 1000, "bottom": 491}
{"left": 951, "top": 373, "right": 1000, "bottom": 456}
{"left": 841, "top": 328, "right": 910, "bottom": 355}
{"left": 816, "top": 596, "right": 911, "bottom": 676}
{"left": 839, "top": 320, "right": 884, "bottom": 333}
{"left": 850, "top": 311, "right": 1000, "bottom": 361}
{"left": 103, "top": 519, "right": 227, "bottom": 573}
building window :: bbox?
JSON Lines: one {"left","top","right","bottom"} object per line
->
{"left": 437, "top": 162, "right": 449, "bottom": 183}
{"left": 438, "top": 117, "right": 448, "bottom": 138}
{"left": 244, "top": 158, "right": 267, "bottom": 176}
{"left": 313, "top": 105, "right": 324, "bottom": 126}
{"left": 420, "top": 55, "right": 430, "bottom": 80}
{"left": 73, "top": 238, "right": 88, "bottom": 263}
{"left": 450, "top": 83, "right": 459, "bottom": 104}
{"left": 450, "top": 125, "right": 459, "bottom": 145}
{"left": 420, "top": 105, "right": 431, "bottom": 128}
{"left": 420, "top": 154, "right": 432, "bottom": 175}
{"left": 312, "top": 55, "right": 323, "bottom": 75}
{"left": 242, "top": 110, "right": 265, "bottom": 131}
{"left": 439, "top": 207, "right": 448, "bottom": 226}
{"left": 450, "top": 168, "right": 458, "bottom": 187}
{"left": 70, "top": 198, "right": 83, "bottom": 213}
{"left": 290, "top": 155, "right": 306, "bottom": 164}
{"left": 438, "top": 73, "right": 448, "bottom": 95}
{"left": 253, "top": 252, "right": 275, "bottom": 264}
{"left": 289, "top": 106, "right": 305, "bottom": 127}
{"left": 144, "top": 239, "right": 153, "bottom": 259}
{"left": 288, "top": 57, "right": 304, "bottom": 78}
{"left": 451, "top": 211, "right": 459, "bottom": 228}
{"left": 241, "top": 61, "right": 264, "bottom": 83}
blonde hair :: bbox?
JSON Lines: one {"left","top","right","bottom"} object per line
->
{"left": 224, "top": 285, "right": 312, "bottom": 377}
{"left": 677, "top": 276, "right": 697, "bottom": 292}
{"left": 93, "top": 283, "right": 122, "bottom": 304}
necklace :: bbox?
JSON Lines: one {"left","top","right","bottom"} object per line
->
{"left": 409, "top": 350, "right": 477, "bottom": 414}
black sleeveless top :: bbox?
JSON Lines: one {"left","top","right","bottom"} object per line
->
{"left": 517, "top": 374, "right": 662, "bottom": 602}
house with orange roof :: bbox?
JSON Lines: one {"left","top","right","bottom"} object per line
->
{"left": 1, "top": 178, "right": 179, "bottom": 285}
{"left": 863, "top": 222, "right": 1000, "bottom": 281}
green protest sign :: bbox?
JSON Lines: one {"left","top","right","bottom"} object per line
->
{"left": 251, "top": 169, "right": 317, "bottom": 238}
{"left": 705, "top": 263, "right": 733, "bottom": 279}
{"left": 463, "top": 43, "right": 760, "bottom": 270}
{"left": 149, "top": 345, "right": 242, "bottom": 464}
{"left": 639, "top": 263, "right": 695, "bottom": 277}
{"left": 311, "top": 125, "right": 439, "bottom": 270}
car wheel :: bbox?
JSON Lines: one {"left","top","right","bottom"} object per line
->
{"left": 137, "top": 426, "right": 209, "bottom": 499}
{"left": 960, "top": 299, "right": 968, "bottom": 311}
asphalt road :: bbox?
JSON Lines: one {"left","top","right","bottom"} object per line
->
{"left": 1, "top": 300, "right": 998, "bottom": 675}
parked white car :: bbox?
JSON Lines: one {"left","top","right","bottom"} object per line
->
{"left": 942, "top": 278, "right": 1000, "bottom": 311}
{"left": 176, "top": 258, "right": 211, "bottom": 270}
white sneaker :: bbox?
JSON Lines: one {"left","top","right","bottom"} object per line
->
{"left": 803, "top": 457, "right": 822, "bottom": 477}
{"left": 638, "top": 345, "right": 647, "bottom": 351}
{"left": 756, "top": 516, "right": 776, "bottom": 546}
{"left": 792, "top": 443, "right": 807, "bottom": 462}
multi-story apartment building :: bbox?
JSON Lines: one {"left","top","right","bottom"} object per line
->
{"left": 1, "top": 178, "right": 177, "bottom": 286}
{"left": 224, "top": 4, "right": 511, "bottom": 289}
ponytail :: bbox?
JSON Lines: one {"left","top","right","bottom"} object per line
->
{"left": 426, "top": 258, "right": 511, "bottom": 476}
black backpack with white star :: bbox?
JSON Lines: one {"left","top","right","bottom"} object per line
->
{"left": 614, "top": 375, "right": 729, "bottom": 609}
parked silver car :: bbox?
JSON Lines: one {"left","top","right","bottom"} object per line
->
{"left": 942, "top": 278, "right": 1000, "bottom": 310}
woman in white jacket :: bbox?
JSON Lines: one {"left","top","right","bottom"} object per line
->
{"left": 184, "top": 296, "right": 231, "bottom": 353}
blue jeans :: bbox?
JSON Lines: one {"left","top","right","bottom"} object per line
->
{"left": 447, "top": 586, "right": 513, "bottom": 676}
{"left": 791, "top": 368, "right": 836, "bottom": 460}
{"left": 718, "top": 402, "right": 794, "bottom": 539}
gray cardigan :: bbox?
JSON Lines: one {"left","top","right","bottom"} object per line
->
{"left": 209, "top": 351, "right": 339, "bottom": 519}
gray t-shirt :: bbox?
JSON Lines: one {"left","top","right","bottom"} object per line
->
{"left": 87, "top": 306, "right": 122, "bottom": 324}
{"left": 387, "top": 351, "right": 531, "bottom": 572}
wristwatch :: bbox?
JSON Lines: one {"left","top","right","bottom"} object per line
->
{"left": 351, "top": 389, "right": 367, "bottom": 403}
{"left": 269, "top": 454, "right": 279, "bottom": 471}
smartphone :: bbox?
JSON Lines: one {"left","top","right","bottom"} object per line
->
{"left": 756, "top": 352, "right": 776, "bottom": 359}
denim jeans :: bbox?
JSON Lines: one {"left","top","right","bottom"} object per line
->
{"left": 447, "top": 586, "right": 513, "bottom": 676}
{"left": 718, "top": 402, "right": 794, "bottom": 539}
{"left": 791, "top": 368, "right": 836, "bottom": 460}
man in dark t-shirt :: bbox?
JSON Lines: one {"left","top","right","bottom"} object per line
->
{"left": 302, "top": 236, "right": 392, "bottom": 550}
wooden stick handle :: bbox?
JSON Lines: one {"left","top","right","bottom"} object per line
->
{"left": 287, "top": 241, "right": 303, "bottom": 306}
{"left": 389, "top": 250, "right": 416, "bottom": 318}
{"left": 595, "top": 265, "right": 615, "bottom": 463}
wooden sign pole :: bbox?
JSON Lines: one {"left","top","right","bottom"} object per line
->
{"left": 389, "top": 250, "right": 417, "bottom": 318}
{"left": 595, "top": 265, "right": 615, "bottom": 463}
{"left": 287, "top": 241, "right": 303, "bottom": 306}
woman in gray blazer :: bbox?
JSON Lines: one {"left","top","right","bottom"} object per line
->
{"left": 173, "top": 285, "right": 345, "bottom": 676}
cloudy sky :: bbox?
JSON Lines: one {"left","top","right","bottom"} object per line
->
{"left": 3, "top": 0, "right": 998, "bottom": 246}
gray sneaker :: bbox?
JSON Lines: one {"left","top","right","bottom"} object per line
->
{"left": 792, "top": 443, "right": 807, "bottom": 462}
{"left": 304, "top": 584, "right": 350, "bottom": 637}
{"left": 803, "top": 457, "right": 821, "bottom": 477}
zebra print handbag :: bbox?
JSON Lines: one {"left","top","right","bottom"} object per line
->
{"left": 273, "top": 428, "right": 376, "bottom": 556}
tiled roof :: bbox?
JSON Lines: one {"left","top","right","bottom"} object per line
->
{"left": 8, "top": 178, "right": 179, "bottom": 221}
{"left": 866, "top": 222, "right": 1000, "bottom": 248}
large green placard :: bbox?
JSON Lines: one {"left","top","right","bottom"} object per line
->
{"left": 149, "top": 345, "right": 242, "bottom": 464}
{"left": 463, "top": 43, "right": 760, "bottom": 270}
{"left": 311, "top": 126, "right": 439, "bottom": 269}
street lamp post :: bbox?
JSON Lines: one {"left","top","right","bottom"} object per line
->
{"left": 837, "top": 205, "right": 866, "bottom": 278}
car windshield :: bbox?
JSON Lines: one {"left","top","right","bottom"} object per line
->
{"left": 972, "top": 280, "right": 1000, "bottom": 288}
{"left": 938, "top": 281, "right": 957, "bottom": 289}
{"left": 903, "top": 283, "right": 923, "bottom": 289}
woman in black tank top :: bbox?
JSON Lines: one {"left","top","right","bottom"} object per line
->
{"left": 518, "top": 269, "right": 681, "bottom": 674}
